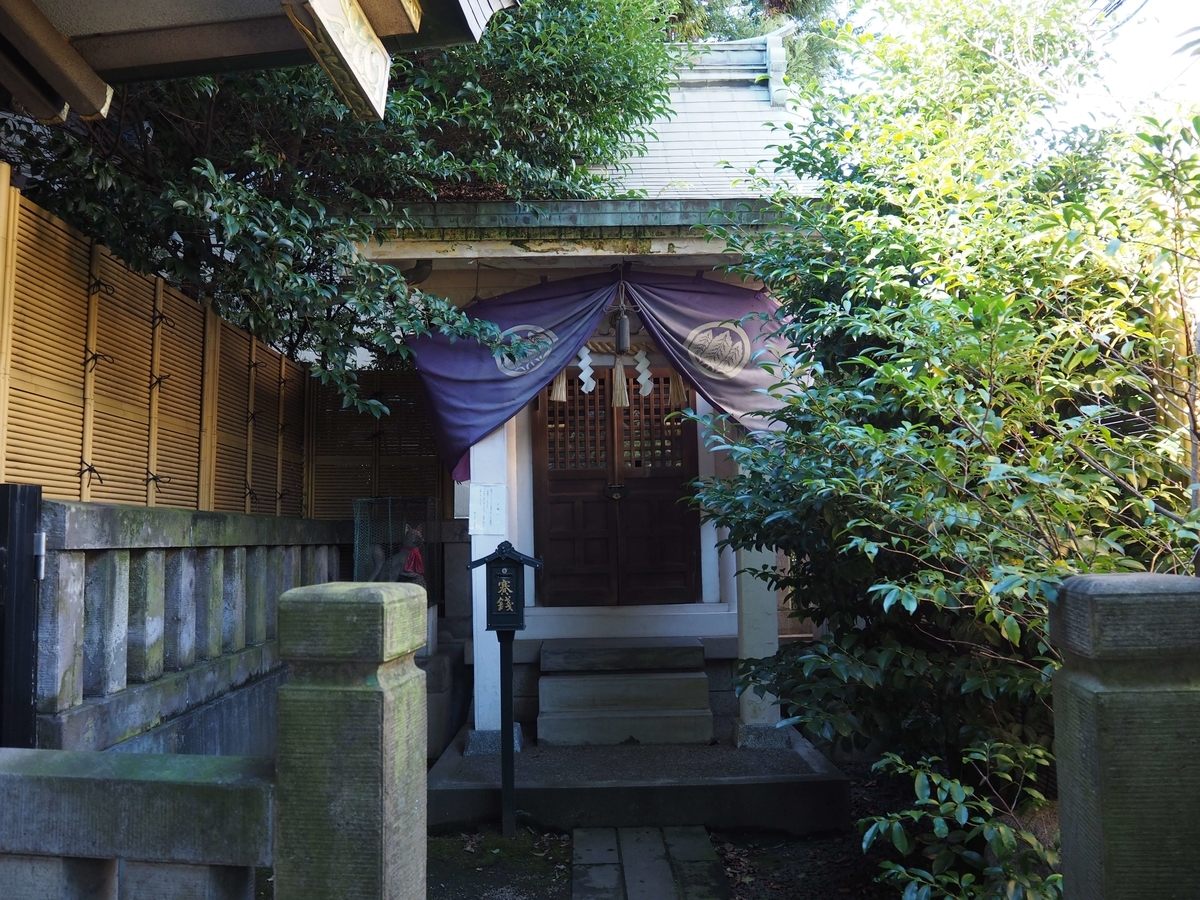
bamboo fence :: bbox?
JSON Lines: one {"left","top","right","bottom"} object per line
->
{"left": 0, "top": 163, "right": 307, "bottom": 516}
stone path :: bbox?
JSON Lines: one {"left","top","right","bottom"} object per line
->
{"left": 572, "top": 826, "right": 731, "bottom": 900}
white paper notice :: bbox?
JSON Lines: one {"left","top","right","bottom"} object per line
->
{"left": 468, "top": 483, "right": 507, "bottom": 535}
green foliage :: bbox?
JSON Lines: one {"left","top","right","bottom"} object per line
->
{"left": 864, "top": 748, "right": 1059, "bottom": 900}
{"left": 0, "top": 0, "right": 679, "bottom": 411}
{"left": 674, "top": 0, "right": 827, "bottom": 38}
{"left": 697, "top": 0, "right": 1200, "bottom": 895}
{"left": 670, "top": 0, "right": 840, "bottom": 81}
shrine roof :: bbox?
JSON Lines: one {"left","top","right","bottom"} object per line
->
{"left": 600, "top": 27, "right": 818, "bottom": 200}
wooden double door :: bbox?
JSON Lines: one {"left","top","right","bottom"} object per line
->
{"left": 532, "top": 368, "right": 700, "bottom": 606}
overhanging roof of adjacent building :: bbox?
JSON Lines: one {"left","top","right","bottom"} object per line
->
{"left": 0, "top": 0, "right": 512, "bottom": 121}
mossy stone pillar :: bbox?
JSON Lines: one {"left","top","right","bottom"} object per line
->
{"left": 1052, "top": 573, "right": 1200, "bottom": 899}
{"left": 275, "top": 582, "right": 427, "bottom": 900}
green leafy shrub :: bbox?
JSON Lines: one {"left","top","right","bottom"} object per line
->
{"left": 696, "top": 0, "right": 1200, "bottom": 895}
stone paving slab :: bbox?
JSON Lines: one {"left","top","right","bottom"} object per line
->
{"left": 573, "top": 826, "right": 732, "bottom": 900}
{"left": 445, "top": 738, "right": 812, "bottom": 783}
{"left": 619, "top": 828, "right": 676, "bottom": 900}
{"left": 574, "top": 862, "right": 624, "bottom": 900}
{"left": 574, "top": 828, "right": 620, "bottom": 865}
{"left": 430, "top": 725, "right": 851, "bottom": 835}
{"left": 676, "top": 860, "right": 730, "bottom": 900}
{"left": 663, "top": 826, "right": 718, "bottom": 862}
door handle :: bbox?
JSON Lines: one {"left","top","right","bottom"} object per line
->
{"left": 604, "top": 484, "right": 627, "bottom": 501}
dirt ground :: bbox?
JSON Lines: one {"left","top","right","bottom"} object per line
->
{"left": 711, "top": 762, "right": 909, "bottom": 900}
{"left": 428, "top": 825, "right": 573, "bottom": 900}
{"left": 427, "top": 763, "right": 910, "bottom": 899}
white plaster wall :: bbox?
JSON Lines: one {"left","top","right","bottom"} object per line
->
{"left": 695, "top": 396, "right": 724, "bottom": 604}
{"left": 469, "top": 412, "right": 539, "bottom": 727}
{"left": 469, "top": 426, "right": 508, "bottom": 731}
{"left": 714, "top": 446, "right": 740, "bottom": 606}
{"left": 737, "top": 546, "right": 780, "bottom": 726}
{"left": 513, "top": 406, "right": 536, "bottom": 606}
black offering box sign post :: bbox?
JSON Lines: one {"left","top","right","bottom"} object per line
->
{"left": 468, "top": 541, "right": 542, "bottom": 838}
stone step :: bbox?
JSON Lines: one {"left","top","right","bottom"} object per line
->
{"left": 539, "top": 709, "right": 713, "bottom": 746}
{"left": 540, "top": 672, "right": 710, "bottom": 713}
{"left": 540, "top": 637, "right": 705, "bottom": 673}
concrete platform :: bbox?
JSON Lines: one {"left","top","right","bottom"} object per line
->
{"left": 428, "top": 726, "right": 851, "bottom": 835}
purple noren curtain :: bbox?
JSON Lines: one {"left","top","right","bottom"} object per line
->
{"left": 407, "top": 270, "right": 786, "bottom": 480}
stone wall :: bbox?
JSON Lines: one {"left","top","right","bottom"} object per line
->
{"left": 1, "top": 581, "right": 430, "bottom": 900}
{"left": 36, "top": 500, "right": 350, "bottom": 751}
{"left": 0, "top": 750, "right": 272, "bottom": 899}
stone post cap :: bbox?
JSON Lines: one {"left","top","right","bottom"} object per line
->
{"left": 1052, "top": 573, "right": 1200, "bottom": 659}
{"left": 279, "top": 582, "right": 426, "bottom": 663}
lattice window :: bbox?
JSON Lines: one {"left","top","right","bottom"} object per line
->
{"left": 622, "top": 373, "right": 688, "bottom": 470}
{"left": 546, "top": 373, "right": 608, "bottom": 471}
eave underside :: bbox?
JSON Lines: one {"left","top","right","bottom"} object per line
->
{"left": 367, "top": 199, "right": 788, "bottom": 269}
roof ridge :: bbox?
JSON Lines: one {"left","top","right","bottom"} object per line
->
{"left": 672, "top": 26, "right": 791, "bottom": 106}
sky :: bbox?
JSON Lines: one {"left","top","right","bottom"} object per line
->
{"left": 1090, "top": 0, "right": 1200, "bottom": 115}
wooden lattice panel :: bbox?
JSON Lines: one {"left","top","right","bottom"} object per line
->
{"left": 308, "top": 370, "right": 444, "bottom": 519}
{"left": 376, "top": 371, "right": 438, "bottom": 457}
{"left": 154, "top": 288, "right": 204, "bottom": 508}
{"left": 281, "top": 456, "right": 305, "bottom": 517}
{"left": 10, "top": 200, "right": 89, "bottom": 389}
{"left": 546, "top": 373, "right": 609, "bottom": 471}
{"left": 375, "top": 370, "right": 440, "bottom": 498}
{"left": 89, "top": 251, "right": 153, "bottom": 504}
{"left": 89, "top": 412, "right": 150, "bottom": 504}
{"left": 7, "top": 199, "right": 89, "bottom": 498}
{"left": 310, "top": 374, "right": 375, "bottom": 520}
{"left": 214, "top": 322, "right": 251, "bottom": 512}
{"left": 6, "top": 389, "right": 84, "bottom": 498}
{"left": 621, "top": 372, "right": 688, "bottom": 471}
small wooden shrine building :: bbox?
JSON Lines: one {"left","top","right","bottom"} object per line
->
{"left": 368, "top": 28, "right": 811, "bottom": 750}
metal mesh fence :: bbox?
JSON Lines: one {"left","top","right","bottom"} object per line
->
{"left": 352, "top": 496, "right": 441, "bottom": 605}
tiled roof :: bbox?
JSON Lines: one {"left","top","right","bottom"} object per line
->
{"left": 606, "top": 27, "right": 817, "bottom": 200}
{"left": 397, "top": 198, "right": 781, "bottom": 229}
